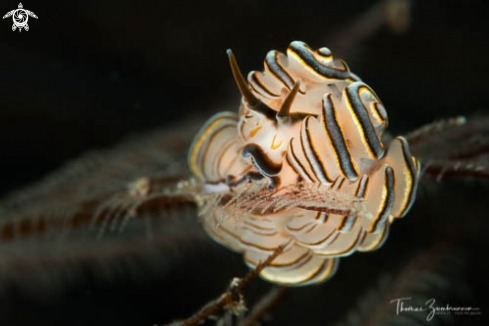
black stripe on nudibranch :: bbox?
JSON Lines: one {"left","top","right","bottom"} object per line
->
{"left": 337, "top": 176, "right": 368, "bottom": 232}
{"left": 345, "top": 82, "right": 385, "bottom": 159}
{"left": 373, "top": 102, "right": 388, "bottom": 123}
{"left": 265, "top": 50, "right": 295, "bottom": 89}
{"left": 287, "top": 139, "right": 314, "bottom": 182}
{"left": 355, "top": 175, "right": 369, "bottom": 198}
{"left": 369, "top": 167, "right": 395, "bottom": 232}
{"left": 316, "top": 212, "right": 329, "bottom": 223}
{"left": 301, "top": 117, "right": 333, "bottom": 183}
{"left": 249, "top": 71, "right": 280, "bottom": 98}
{"left": 322, "top": 93, "right": 359, "bottom": 180}
{"left": 288, "top": 41, "right": 350, "bottom": 80}
{"left": 330, "top": 176, "right": 345, "bottom": 190}
{"left": 242, "top": 143, "right": 282, "bottom": 177}
{"left": 397, "top": 136, "right": 420, "bottom": 217}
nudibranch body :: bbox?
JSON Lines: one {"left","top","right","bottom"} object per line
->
{"left": 189, "top": 41, "right": 420, "bottom": 286}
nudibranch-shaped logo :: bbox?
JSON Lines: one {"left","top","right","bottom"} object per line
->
{"left": 3, "top": 3, "right": 38, "bottom": 32}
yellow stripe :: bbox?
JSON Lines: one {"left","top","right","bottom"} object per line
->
{"left": 287, "top": 139, "right": 313, "bottom": 182}
{"left": 189, "top": 115, "right": 235, "bottom": 180}
{"left": 304, "top": 117, "right": 333, "bottom": 183}
{"left": 370, "top": 102, "right": 384, "bottom": 125}
{"left": 369, "top": 178, "right": 388, "bottom": 232}
{"left": 359, "top": 85, "right": 385, "bottom": 125}
{"left": 261, "top": 255, "right": 320, "bottom": 285}
{"left": 397, "top": 146, "right": 415, "bottom": 217}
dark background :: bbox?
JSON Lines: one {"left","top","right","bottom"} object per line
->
{"left": 0, "top": 0, "right": 488, "bottom": 325}
{"left": 1, "top": 0, "right": 488, "bottom": 197}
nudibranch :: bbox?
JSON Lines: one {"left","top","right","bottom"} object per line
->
{"left": 188, "top": 41, "right": 420, "bottom": 286}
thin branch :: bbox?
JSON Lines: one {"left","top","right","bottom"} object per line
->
{"left": 165, "top": 246, "right": 285, "bottom": 326}
{"left": 237, "top": 286, "right": 289, "bottom": 326}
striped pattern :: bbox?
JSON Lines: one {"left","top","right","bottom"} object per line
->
{"left": 189, "top": 41, "right": 420, "bottom": 286}
{"left": 287, "top": 41, "right": 351, "bottom": 80}
{"left": 344, "top": 82, "right": 386, "bottom": 159}
{"left": 265, "top": 50, "right": 296, "bottom": 90}
{"left": 188, "top": 111, "right": 250, "bottom": 182}
{"left": 321, "top": 93, "right": 359, "bottom": 179}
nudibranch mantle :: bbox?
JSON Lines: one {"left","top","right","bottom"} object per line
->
{"left": 189, "top": 41, "right": 420, "bottom": 286}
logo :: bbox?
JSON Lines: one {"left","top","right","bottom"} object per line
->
{"left": 390, "top": 297, "right": 482, "bottom": 322}
{"left": 3, "top": 3, "right": 37, "bottom": 32}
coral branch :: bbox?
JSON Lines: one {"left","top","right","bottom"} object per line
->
{"left": 407, "top": 115, "right": 489, "bottom": 181}
{"left": 405, "top": 116, "right": 467, "bottom": 145}
{"left": 422, "top": 162, "right": 489, "bottom": 182}
{"left": 0, "top": 179, "right": 195, "bottom": 242}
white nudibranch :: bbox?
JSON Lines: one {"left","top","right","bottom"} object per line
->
{"left": 188, "top": 41, "right": 420, "bottom": 286}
